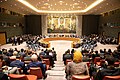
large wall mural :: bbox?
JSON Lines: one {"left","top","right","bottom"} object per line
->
{"left": 47, "top": 15, "right": 76, "bottom": 33}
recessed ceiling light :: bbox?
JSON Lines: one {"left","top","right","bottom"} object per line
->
{"left": 44, "top": 3, "right": 49, "bottom": 6}
{"left": 1, "top": 1, "right": 2, "bottom": 2}
{"left": 18, "top": 0, "right": 104, "bottom": 13}
{"left": 60, "top": 3, "right": 62, "bottom": 5}
{"left": 48, "top": 6, "right": 50, "bottom": 8}
{"left": 73, "top": 3, "right": 79, "bottom": 5}
{"left": 41, "top": 7, "right": 46, "bottom": 9}
{"left": 78, "top": 6, "right": 81, "bottom": 8}
{"left": 59, "top": 1, "right": 63, "bottom": 3}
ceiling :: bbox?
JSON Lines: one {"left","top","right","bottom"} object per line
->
{"left": 0, "top": 0, "right": 120, "bottom": 15}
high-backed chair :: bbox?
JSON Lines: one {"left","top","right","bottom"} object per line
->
{"left": 43, "top": 59, "right": 50, "bottom": 69}
{"left": 24, "top": 60, "right": 31, "bottom": 64}
{"left": 114, "top": 62, "right": 120, "bottom": 67}
{"left": 72, "top": 75, "right": 90, "bottom": 80}
{"left": 9, "top": 74, "right": 27, "bottom": 80}
{"left": 94, "top": 57, "right": 101, "bottom": 64}
{"left": 43, "top": 59, "right": 50, "bottom": 66}
{"left": 96, "top": 59, "right": 105, "bottom": 66}
{"left": 9, "top": 56, "right": 16, "bottom": 61}
{"left": 0, "top": 61, "right": 3, "bottom": 72}
{"left": 29, "top": 67, "right": 43, "bottom": 79}
{"left": 86, "top": 62, "right": 90, "bottom": 68}
{"left": 8, "top": 74, "right": 37, "bottom": 80}
{"left": 66, "top": 59, "right": 72, "bottom": 65}
{"left": 103, "top": 75, "right": 120, "bottom": 80}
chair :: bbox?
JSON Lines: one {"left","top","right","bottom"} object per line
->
{"left": 8, "top": 74, "right": 37, "bottom": 80}
{"left": 0, "top": 61, "right": 3, "bottom": 72}
{"left": 96, "top": 59, "right": 105, "bottom": 66}
{"left": 103, "top": 75, "right": 120, "bottom": 80}
{"left": 114, "top": 62, "right": 119, "bottom": 67}
{"left": 72, "top": 75, "right": 90, "bottom": 80}
{"left": 24, "top": 60, "right": 31, "bottom": 64}
{"left": 94, "top": 57, "right": 101, "bottom": 64}
{"left": 66, "top": 59, "right": 72, "bottom": 65}
{"left": 9, "top": 56, "right": 16, "bottom": 61}
{"left": 9, "top": 74, "right": 27, "bottom": 80}
{"left": 26, "top": 75, "right": 37, "bottom": 80}
{"left": 29, "top": 67, "right": 43, "bottom": 79}
{"left": 86, "top": 62, "right": 90, "bottom": 68}
{"left": 43, "top": 59, "right": 50, "bottom": 70}
{"left": 0, "top": 61, "right": 2, "bottom": 68}
{"left": 43, "top": 59, "right": 50, "bottom": 66}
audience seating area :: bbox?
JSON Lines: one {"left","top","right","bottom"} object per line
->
{"left": 0, "top": 34, "right": 120, "bottom": 80}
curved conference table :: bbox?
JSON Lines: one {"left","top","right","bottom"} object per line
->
{"left": 39, "top": 37, "right": 81, "bottom": 48}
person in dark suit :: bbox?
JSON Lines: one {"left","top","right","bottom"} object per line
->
{"left": 10, "top": 56, "right": 24, "bottom": 68}
{"left": 42, "top": 50, "right": 54, "bottom": 67}
{"left": 94, "top": 56, "right": 120, "bottom": 80}
{"left": 63, "top": 49, "right": 72, "bottom": 65}
{"left": 27, "top": 54, "right": 47, "bottom": 79}
{"left": 17, "top": 36, "right": 21, "bottom": 45}
{"left": 10, "top": 56, "right": 26, "bottom": 74}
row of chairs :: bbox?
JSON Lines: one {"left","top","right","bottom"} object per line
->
{"left": 15, "top": 67, "right": 43, "bottom": 79}
{"left": 94, "top": 57, "right": 120, "bottom": 67}
{"left": 72, "top": 75, "right": 120, "bottom": 80}
{"left": 8, "top": 74, "right": 37, "bottom": 80}
{"left": 8, "top": 72, "right": 120, "bottom": 80}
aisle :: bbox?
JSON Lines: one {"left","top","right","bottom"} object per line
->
{"left": 45, "top": 40, "right": 74, "bottom": 80}
{"left": 46, "top": 61, "right": 66, "bottom": 80}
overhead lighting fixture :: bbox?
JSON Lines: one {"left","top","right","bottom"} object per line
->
{"left": 17, "top": 0, "right": 104, "bottom": 13}
{"left": 73, "top": 3, "right": 79, "bottom": 5}
{"left": 44, "top": 3, "right": 49, "bottom": 6}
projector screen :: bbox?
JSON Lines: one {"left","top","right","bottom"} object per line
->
{"left": 47, "top": 15, "right": 76, "bottom": 33}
